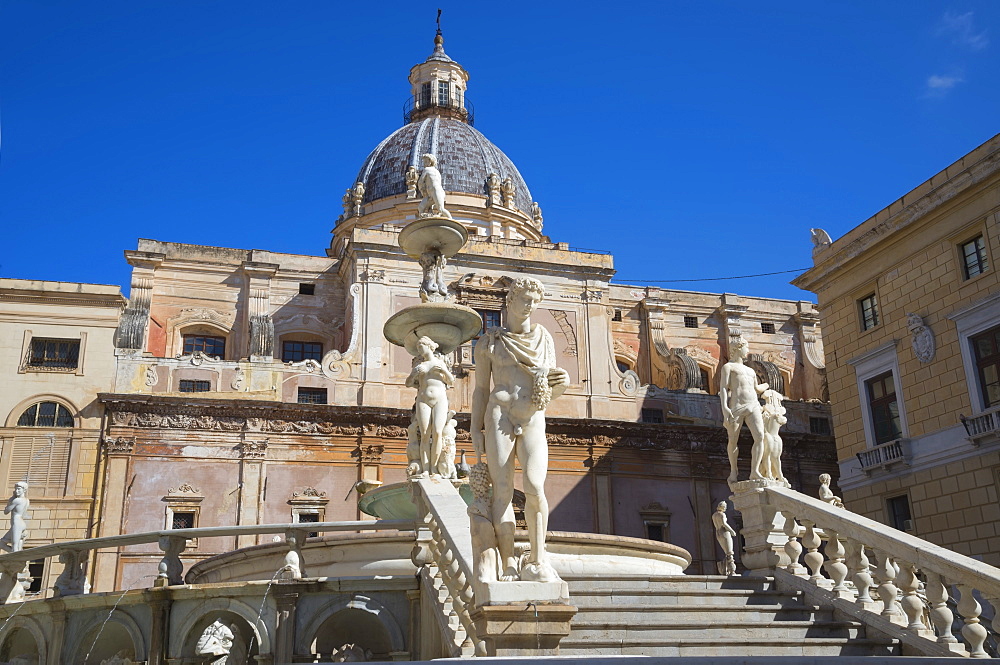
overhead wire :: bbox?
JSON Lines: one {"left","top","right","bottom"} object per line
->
{"left": 612, "top": 267, "right": 811, "bottom": 284}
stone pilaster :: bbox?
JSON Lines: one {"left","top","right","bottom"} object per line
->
{"left": 236, "top": 439, "right": 267, "bottom": 548}
{"left": 114, "top": 251, "right": 164, "bottom": 351}
{"left": 273, "top": 587, "right": 299, "bottom": 663}
{"left": 146, "top": 589, "right": 171, "bottom": 665}
{"left": 93, "top": 436, "right": 135, "bottom": 592}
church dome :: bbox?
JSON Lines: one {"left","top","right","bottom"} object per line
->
{"left": 353, "top": 117, "right": 533, "bottom": 213}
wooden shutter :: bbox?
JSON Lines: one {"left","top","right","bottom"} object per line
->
{"left": 6, "top": 434, "right": 72, "bottom": 497}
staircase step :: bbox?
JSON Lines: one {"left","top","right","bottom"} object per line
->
{"left": 567, "top": 619, "right": 867, "bottom": 642}
{"left": 570, "top": 587, "right": 802, "bottom": 607}
{"left": 574, "top": 604, "right": 834, "bottom": 623}
{"left": 566, "top": 575, "right": 775, "bottom": 593}
{"left": 559, "top": 637, "right": 900, "bottom": 657}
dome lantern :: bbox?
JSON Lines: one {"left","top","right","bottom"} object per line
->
{"left": 405, "top": 26, "right": 472, "bottom": 125}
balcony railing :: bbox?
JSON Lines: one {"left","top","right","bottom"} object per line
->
{"left": 961, "top": 405, "right": 1000, "bottom": 444}
{"left": 403, "top": 95, "right": 474, "bottom": 126}
{"left": 856, "top": 437, "right": 908, "bottom": 474}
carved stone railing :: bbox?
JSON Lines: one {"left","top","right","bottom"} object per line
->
{"left": 410, "top": 477, "right": 485, "bottom": 657}
{"left": 856, "top": 437, "right": 909, "bottom": 474}
{"left": 962, "top": 405, "right": 1000, "bottom": 445}
{"left": 736, "top": 483, "right": 1000, "bottom": 658}
{"left": 0, "top": 520, "right": 413, "bottom": 605}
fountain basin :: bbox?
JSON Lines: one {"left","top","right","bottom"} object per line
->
{"left": 398, "top": 216, "right": 469, "bottom": 259}
{"left": 359, "top": 480, "right": 473, "bottom": 519}
{"left": 383, "top": 301, "right": 482, "bottom": 355}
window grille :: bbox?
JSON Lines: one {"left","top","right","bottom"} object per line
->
{"left": 613, "top": 309, "right": 623, "bottom": 322}
{"left": 761, "top": 322, "right": 776, "bottom": 334}
{"left": 297, "top": 387, "right": 327, "bottom": 404}
{"left": 640, "top": 408, "right": 664, "bottom": 424}
{"left": 809, "top": 417, "right": 832, "bottom": 436}
{"left": 178, "top": 380, "right": 211, "bottom": 393}
{"left": 17, "top": 402, "right": 74, "bottom": 428}
{"left": 171, "top": 512, "right": 195, "bottom": 530}
{"left": 684, "top": 316, "right": 698, "bottom": 329}
{"left": 298, "top": 512, "right": 320, "bottom": 538}
{"left": 25, "top": 338, "right": 80, "bottom": 371}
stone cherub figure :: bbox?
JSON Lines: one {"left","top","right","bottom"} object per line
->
{"left": 712, "top": 500, "right": 737, "bottom": 576}
{"left": 819, "top": 473, "right": 845, "bottom": 508}
{"left": 468, "top": 462, "right": 500, "bottom": 591}
{"left": 405, "top": 165, "right": 418, "bottom": 199}
{"left": 720, "top": 337, "right": 769, "bottom": 488}
{"left": 1, "top": 482, "right": 29, "bottom": 553}
{"left": 417, "top": 153, "right": 452, "bottom": 218}
{"left": 405, "top": 336, "right": 456, "bottom": 477}
{"left": 405, "top": 410, "right": 421, "bottom": 477}
{"left": 471, "top": 276, "right": 569, "bottom": 583}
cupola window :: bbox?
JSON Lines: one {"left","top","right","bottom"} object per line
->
{"left": 437, "top": 80, "right": 450, "bottom": 106}
{"left": 420, "top": 82, "right": 432, "bottom": 109}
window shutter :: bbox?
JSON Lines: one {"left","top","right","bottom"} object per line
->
{"left": 6, "top": 435, "right": 72, "bottom": 496}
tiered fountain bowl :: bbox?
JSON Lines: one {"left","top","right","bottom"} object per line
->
{"left": 383, "top": 215, "right": 482, "bottom": 355}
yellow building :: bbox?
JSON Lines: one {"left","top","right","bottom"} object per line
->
{"left": 793, "top": 133, "right": 1000, "bottom": 566}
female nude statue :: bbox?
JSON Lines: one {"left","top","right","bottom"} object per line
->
{"left": 1, "top": 482, "right": 28, "bottom": 553}
{"left": 712, "top": 500, "right": 737, "bottom": 576}
{"left": 406, "top": 336, "right": 455, "bottom": 476}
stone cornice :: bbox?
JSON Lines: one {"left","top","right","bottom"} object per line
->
{"left": 98, "top": 393, "right": 836, "bottom": 462}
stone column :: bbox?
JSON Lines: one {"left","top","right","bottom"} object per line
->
{"left": 45, "top": 606, "right": 67, "bottom": 665}
{"left": 146, "top": 589, "right": 172, "bottom": 665}
{"left": 241, "top": 261, "right": 278, "bottom": 361}
{"left": 405, "top": 588, "right": 421, "bottom": 659}
{"left": 93, "top": 436, "right": 135, "bottom": 592}
{"left": 357, "top": 444, "right": 383, "bottom": 520}
{"left": 590, "top": 451, "right": 614, "bottom": 534}
{"left": 357, "top": 265, "right": 388, "bottom": 407}
{"left": 236, "top": 440, "right": 268, "bottom": 548}
{"left": 273, "top": 587, "right": 299, "bottom": 663}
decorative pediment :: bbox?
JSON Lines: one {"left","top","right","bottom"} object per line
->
{"left": 453, "top": 273, "right": 512, "bottom": 309}
{"left": 290, "top": 487, "right": 330, "bottom": 506}
{"left": 169, "top": 307, "right": 235, "bottom": 332}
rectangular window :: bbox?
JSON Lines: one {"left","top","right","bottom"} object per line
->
{"left": 298, "top": 512, "right": 320, "bottom": 538}
{"left": 859, "top": 294, "right": 879, "bottom": 331}
{"left": 613, "top": 309, "right": 623, "bottom": 322}
{"left": 282, "top": 341, "right": 323, "bottom": 363}
{"left": 972, "top": 325, "right": 1000, "bottom": 408}
{"left": 437, "top": 80, "right": 450, "bottom": 106}
{"left": 886, "top": 495, "right": 912, "bottom": 532}
{"left": 299, "top": 283, "right": 316, "bottom": 295}
{"left": 761, "top": 322, "right": 776, "bottom": 334}
{"left": 297, "top": 387, "right": 328, "bottom": 404}
{"left": 640, "top": 408, "right": 664, "bottom": 424}
{"left": 684, "top": 316, "right": 698, "bottom": 329}
{"left": 961, "top": 235, "right": 989, "bottom": 280}
{"left": 182, "top": 335, "right": 226, "bottom": 358}
{"left": 473, "top": 309, "right": 502, "bottom": 348}
{"left": 866, "top": 371, "right": 901, "bottom": 444}
{"left": 171, "top": 511, "right": 195, "bottom": 530}
{"left": 178, "top": 380, "right": 211, "bottom": 393}
{"left": 645, "top": 522, "right": 666, "bottom": 542}
{"left": 27, "top": 338, "right": 80, "bottom": 370}
{"left": 809, "top": 417, "right": 832, "bottom": 436}
{"left": 420, "top": 82, "right": 431, "bottom": 108}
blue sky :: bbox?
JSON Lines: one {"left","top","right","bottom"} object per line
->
{"left": 2, "top": 1, "right": 997, "bottom": 301}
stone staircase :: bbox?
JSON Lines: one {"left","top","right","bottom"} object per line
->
{"left": 559, "top": 574, "right": 901, "bottom": 657}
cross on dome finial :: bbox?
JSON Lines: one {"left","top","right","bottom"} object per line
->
{"left": 432, "top": 9, "right": 448, "bottom": 57}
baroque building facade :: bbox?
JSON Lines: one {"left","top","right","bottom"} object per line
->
{"left": 9, "top": 34, "right": 835, "bottom": 596}
{"left": 794, "top": 133, "right": 1000, "bottom": 567}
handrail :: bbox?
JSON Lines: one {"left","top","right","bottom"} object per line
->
{"left": 766, "top": 486, "right": 1000, "bottom": 598}
{"left": 0, "top": 520, "right": 415, "bottom": 566}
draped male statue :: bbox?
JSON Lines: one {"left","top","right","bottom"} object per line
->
{"left": 471, "top": 277, "right": 569, "bottom": 582}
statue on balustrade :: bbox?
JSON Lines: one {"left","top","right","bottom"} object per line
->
{"left": 819, "top": 473, "right": 845, "bottom": 508}
{"left": 406, "top": 336, "right": 456, "bottom": 477}
{"left": 712, "top": 501, "right": 737, "bottom": 576}
{"left": 471, "top": 276, "right": 569, "bottom": 583}
{"left": 1, "top": 482, "right": 29, "bottom": 553}
{"left": 720, "top": 337, "right": 769, "bottom": 488}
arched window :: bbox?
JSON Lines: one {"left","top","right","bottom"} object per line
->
{"left": 17, "top": 402, "right": 74, "bottom": 428}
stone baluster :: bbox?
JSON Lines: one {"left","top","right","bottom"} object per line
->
{"left": 956, "top": 584, "right": 989, "bottom": 658}
{"left": 780, "top": 512, "right": 805, "bottom": 575}
{"left": 155, "top": 535, "right": 186, "bottom": 587}
{"left": 800, "top": 520, "right": 825, "bottom": 585}
{"left": 895, "top": 560, "right": 932, "bottom": 635}
{"left": 924, "top": 572, "right": 959, "bottom": 646}
{"left": 53, "top": 549, "right": 89, "bottom": 597}
{"left": 873, "top": 550, "right": 902, "bottom": 624}
{"left": 844, "top": 539, "right": 875, "bottom": 610}
{"left": 822, "top": 528, "right": 850, "bottom": 596}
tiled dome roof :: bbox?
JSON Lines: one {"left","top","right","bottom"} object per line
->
{"left": 353, "top": 117, "right": 533, "bottom": 213}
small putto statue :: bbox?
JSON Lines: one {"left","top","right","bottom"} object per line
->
{"left": 818, "top": 473, "right": 845, "bottom": 508}
{"left": 438, "top": 411, "right": 458, "bottom": 479}
{"left": 759, "top": 388, "right": 788, "bottom": 484}
{"left": 500, "top": 177, "right": 515, "bottom": 208}
{"left": 405, "top": 336, "right": 456, "bottom": 477}
{"left": 486, "top": 173, "right": 502, "bottom": 206}
{"left": 417, "top": 153, "right": 452, "bottom": 218}
{"left": 712, "top": 500, "right": 737, "bottom": 576}
{"left": 1, "top": 481, "right": 29, "bottom": 553}
{"left": 351, "top": 182, "right": 365, "bottom": 217}
{"left": 531, "top": 201, "right": 543, "bottom": 226}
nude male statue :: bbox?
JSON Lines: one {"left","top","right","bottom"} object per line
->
{"left": 471, "top": 277, "right": 569, "bottom": 582}
{"left": 417, "top": 153, "right": 452, "bottom": 218}
{"left": 719, "top": 337, "right": 768, "bottom": 487}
